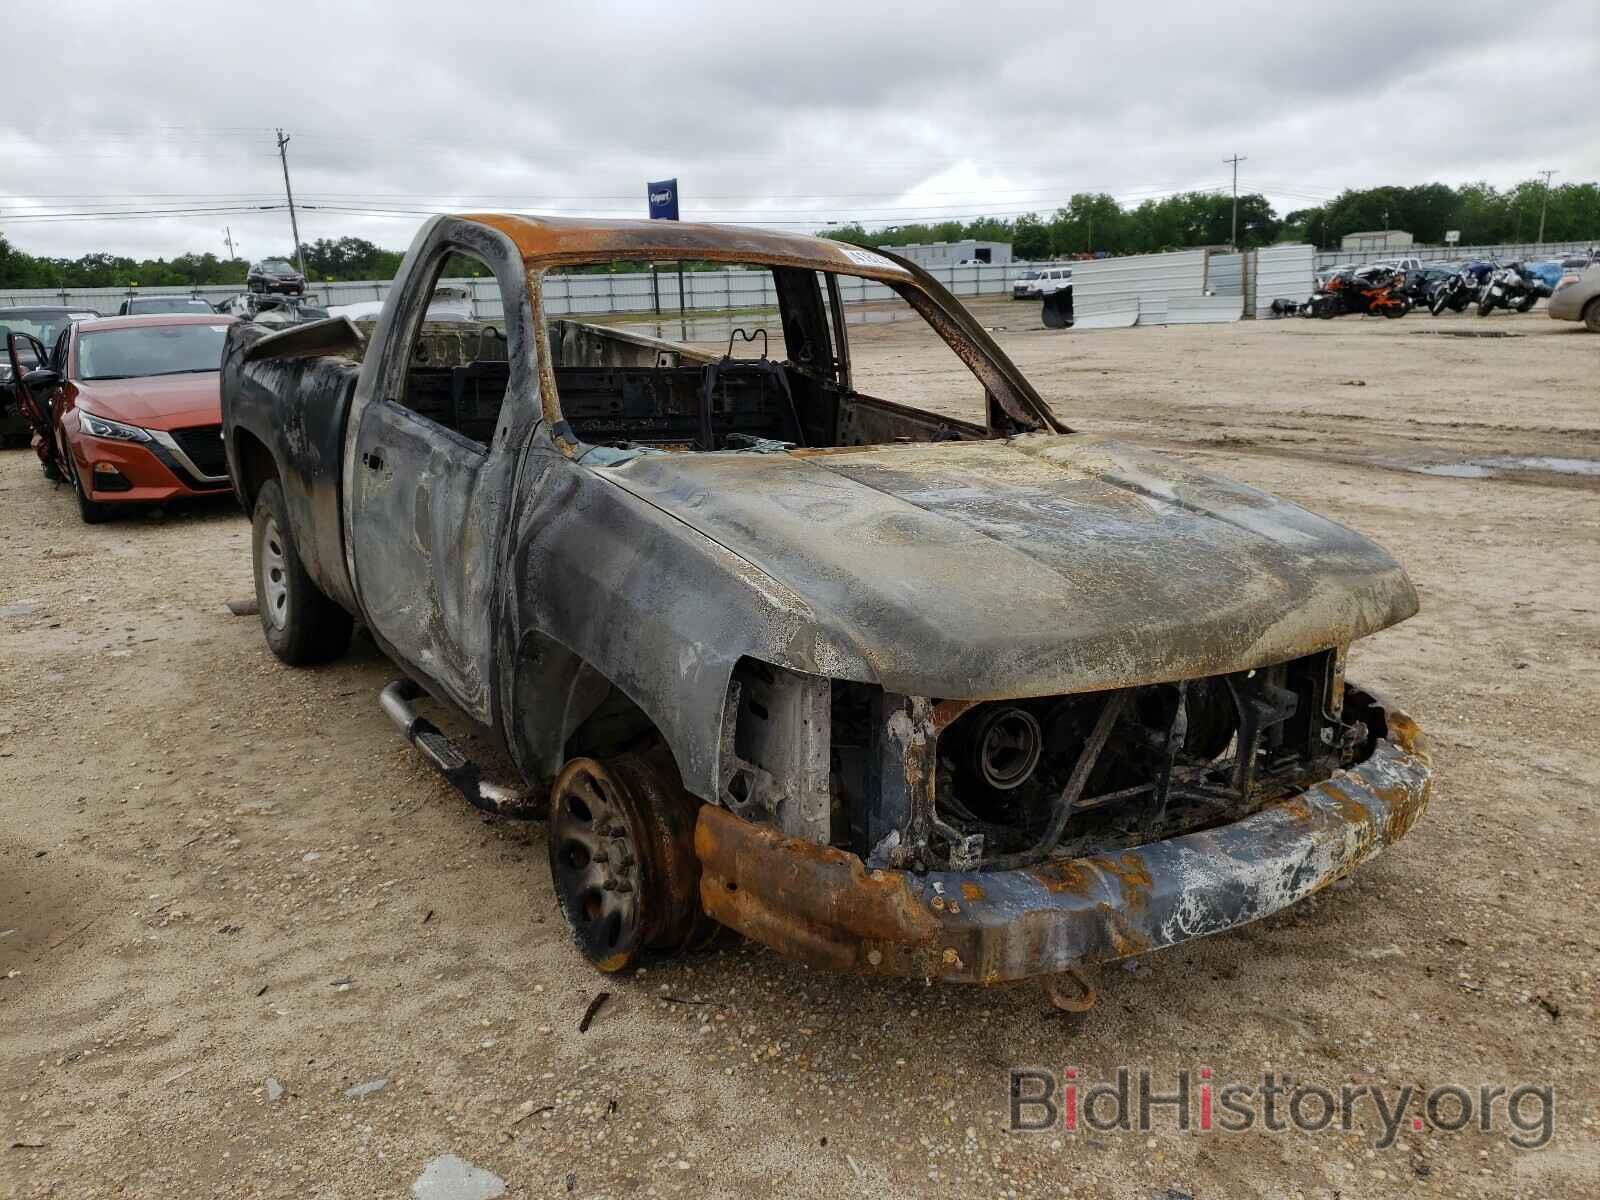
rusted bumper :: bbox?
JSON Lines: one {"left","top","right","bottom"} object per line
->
{"left": 695, "top": 700, "right": 1431, "bottom": 984}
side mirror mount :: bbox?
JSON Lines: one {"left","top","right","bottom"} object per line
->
{"left": 22, "top": 367, "right": 61, "bottom": 390}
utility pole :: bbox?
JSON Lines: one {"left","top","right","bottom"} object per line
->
{"left": 275, "top": 129, "right": 308, "bottom": 279}
{"left": 223, "top": 226, "right": 237, "bottom": 260}
{"left": 1535, "top": 169, "right": 1558, "bottom": 244}
{"left": 1224, "top": 154, "right": 1247, "bottom": 248}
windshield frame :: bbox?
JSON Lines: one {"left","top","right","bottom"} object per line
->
{"left": 530, "top": 253, "right": 1068, "bottom": 458}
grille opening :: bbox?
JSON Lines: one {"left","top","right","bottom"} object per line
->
{"left": 932, "top": 650, "right": 1359, "bottom": 866}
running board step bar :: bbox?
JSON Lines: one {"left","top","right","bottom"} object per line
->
{"left": 379, "top": 679, "right": 541, "bottom": 819}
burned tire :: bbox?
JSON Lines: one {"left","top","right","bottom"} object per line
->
{"left": 548, "top": 749, "right": 709, "bottom": 973}
{"left": 251, "top": 477, "right": 352, "bottom": 665}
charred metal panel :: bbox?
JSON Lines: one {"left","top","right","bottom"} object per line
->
{"left": 221, "top": 322, "right": 359, "bottom": 612}
{"left": 344, "top": 218, "right": 540, "bottom": 729}
{"left": 497, "top": 444, "right": 878, "bottom": 804}
{"left": 597, "top": 433, "right": 1418, "bottom": 703}
{"left": 724, "top": 661, "right": 831, "bottom": 843}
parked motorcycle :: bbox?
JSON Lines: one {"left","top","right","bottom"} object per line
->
{"left": 1302, "top": 266, "right": 1412, "bottom": 319}
{"left": 1476, "top": 262, "right": 1546, "bottom": 316}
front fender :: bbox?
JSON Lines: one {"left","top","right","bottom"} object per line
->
{"left": 498, "top": 445, "right": 874, "bottom": 801}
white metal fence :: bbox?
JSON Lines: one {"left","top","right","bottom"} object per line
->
{"left": 0, "top": 262, "right": 1042, "bottom": 319}
{"left": 1253, "top": 243, "right": 1316, "bottom": 317}
{"left": 1314, "top": 239, "right": 1594, "bottom": 270}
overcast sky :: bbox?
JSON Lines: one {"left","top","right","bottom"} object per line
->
{"left": 6, "top": 0, "right": 1597, "bottom": 262}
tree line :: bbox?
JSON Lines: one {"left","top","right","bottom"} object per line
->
{"left": 826, "top": 179, "right": 1598, "bottom": 259}
{"left": 3, "top": 179, "right": 1595, "bottom": 288}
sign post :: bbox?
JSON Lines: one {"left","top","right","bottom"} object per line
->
{"left": 647, "top": 178, "right": 685, "bottom": 339}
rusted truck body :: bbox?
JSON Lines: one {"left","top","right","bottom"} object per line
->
{"left": 221, "top": 214, "right": 1431, "bottom": 984}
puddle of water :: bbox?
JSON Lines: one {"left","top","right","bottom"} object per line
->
{"left": 1418, "top": 456, "right": 1600, "bottom": 478}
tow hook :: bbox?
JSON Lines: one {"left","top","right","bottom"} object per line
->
{"left": 378, "top": 678, "right": 540, "bottom": 819}
{"left": 1042, "top": 967, "right": 1098, "bottom": 1013}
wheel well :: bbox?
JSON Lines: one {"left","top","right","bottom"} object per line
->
{"left": 509, "top": 631, "right": 679, "bottom": 793}
{"left": 232, "top": 428, "right": 277, "bottom": 511}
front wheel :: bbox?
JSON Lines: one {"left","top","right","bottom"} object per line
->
{"left": 548, "top": 750, "right": 710, "bottom": 973}
{"left": 251, "top": 477, "right": 352, "bottom": 664}
{"left": 1477, "top": 295, "right": 1497, "bottom": 317}
{"left": 1585, "top": 297, "right": 1600, "bottom": 333}
{"left": 1382, "top": 299, "right": 1410, "bottom": 319}
{"left": 68, "top": 460, "right": 112, "bottom": 523}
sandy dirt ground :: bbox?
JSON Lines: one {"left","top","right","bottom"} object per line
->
{"left": 2, "top": 301, "right": 1597, "bottom": 1199}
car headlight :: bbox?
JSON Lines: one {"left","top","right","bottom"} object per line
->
{"left": 79, "top": 410, "right": 151, "bottom": 442}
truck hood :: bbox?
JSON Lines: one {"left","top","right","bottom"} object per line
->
{"left": 74, "top": 372, "right": 221, "bottom": 431}
{"left": 603, "top": 433, "right": 1418, "bottom": 698}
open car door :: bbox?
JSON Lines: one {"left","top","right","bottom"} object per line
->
{"left": 5, "top": 332, "right": 65, "bottom": 477}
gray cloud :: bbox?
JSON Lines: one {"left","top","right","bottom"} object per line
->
{"left": 5, "top": 0, "right": 1596, "bottom": 260}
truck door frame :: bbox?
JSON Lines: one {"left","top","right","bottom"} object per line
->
{"left": 342, "top": 217, "right": 540, "bottom": 728}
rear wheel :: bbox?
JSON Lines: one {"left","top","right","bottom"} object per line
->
{"left": 548, "top": 749, "right": 709, "bottom": 973}
{"left": 252, "top": 477, "right": 352, "bottom": 664}
{"left": 1585, "top": 297, "right": 1600, "bottom": 333}
{"left": 1514, "top": 293, "right": 1537, "bottom": 313}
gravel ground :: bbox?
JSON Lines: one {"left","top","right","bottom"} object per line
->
{"left": 1, "top": 302, "right": 1597, "bottom": 1199}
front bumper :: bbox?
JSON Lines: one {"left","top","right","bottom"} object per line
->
{"left": 695, "top": 695, "right": 1431, "bottom": 983}
{"left": 70, "top": 429, "right": 232, "bottom": 503}
{"left": 1548, "top": 287, "right": 1591, "bottom": 321}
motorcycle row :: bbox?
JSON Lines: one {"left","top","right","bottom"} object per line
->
{"left": 1298, "top": 261, "right": 1554, "bottom": 320}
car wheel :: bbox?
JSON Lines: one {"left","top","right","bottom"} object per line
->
{"left": 1585, "top": 297, "right": 1600, "bottom": 333}
{"left": 66, "top": 458, "right": 112, "bottom": 524}
{"left": 547, "top": 749, "right": 710, "bottom": 973}
{"left": 252, "top": 477, "right": 353, "bottom": 665}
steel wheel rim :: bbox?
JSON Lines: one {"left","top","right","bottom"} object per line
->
{"left": 259, "top": 515, "right": 290, "bottom": 630}
{"left": 550, "top": 761, "right": 646, "bottom": 969}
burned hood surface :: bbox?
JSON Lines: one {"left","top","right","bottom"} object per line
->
{"left": 602, "top": 433, "right": 1418, "bottom": 698}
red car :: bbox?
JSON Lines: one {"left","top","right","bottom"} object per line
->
{"left": 7, "top": 313, "right": 236, "bottom": 522}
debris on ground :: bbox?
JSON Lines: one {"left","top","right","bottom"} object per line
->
{"left": 265, "top": 1078, "right": 284, "bottom": 1103}
{"left": 579, "top": 991, "right": 610, "bottom": 1032}
{"left": 411, "top": 1153, "right": 507, "bottom": 1200}
{"left": 344, "top": 1078, "right": 388, "bottom": 1099}
{"left": 224, "top": 598, "right": 259, "bottom": 616}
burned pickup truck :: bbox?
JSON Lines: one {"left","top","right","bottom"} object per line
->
{"left": 221, "top": 214, "right": 1431, "bottom": 987}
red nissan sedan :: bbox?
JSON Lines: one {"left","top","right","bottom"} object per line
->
{"left": 14, "top": 313, "right": 237, "bottom": 522}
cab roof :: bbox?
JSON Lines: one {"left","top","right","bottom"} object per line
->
{"left": 462, "top": 214, "right": 914, "bottom": 282}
